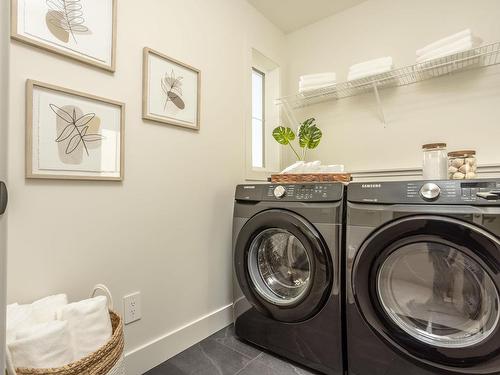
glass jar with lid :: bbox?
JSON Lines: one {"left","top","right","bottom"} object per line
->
{"left": 422, "top": 143, "right": 448, "bottom": 180}
{"left": 448, "top": 150, "right": 477, "bottom": 179}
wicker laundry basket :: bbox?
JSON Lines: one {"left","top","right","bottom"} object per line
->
{"left": 8, "top": 285, "right": 125, "bottom": 375}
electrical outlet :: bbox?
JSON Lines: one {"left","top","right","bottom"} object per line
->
{"left": 123, "top": 292, "right": 141, "bottom": 325}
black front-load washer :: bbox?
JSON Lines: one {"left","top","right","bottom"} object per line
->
{"left": 232, "top": 183, "right": 345, "bottom": 375}
{"left": 346, "top": 179, "right": 500, "bottom": 375}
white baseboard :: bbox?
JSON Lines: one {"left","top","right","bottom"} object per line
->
{"left": 124, "top": 304, "right": 233, "bottom": 375}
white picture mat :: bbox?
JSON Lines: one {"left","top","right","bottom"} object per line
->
{"left": 147, "top": 52, "right": 198, "bottom": 126}
{"left": 31, "top": 86, "right": 121, "bottom": 178}
{"left": 16, "top": 0, "right": 113, "bottom": 66}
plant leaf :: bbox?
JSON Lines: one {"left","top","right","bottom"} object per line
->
{"left": 167, "top": 91, "right": 185, "bottom": 109}
{"left": 299, "top": 125, "right": 322, "bottom": 149}
{"left": 82, "top": 134, "right": 104, "bottom": 142}
{"left": 272, "top": 126, "right": 296, "bottom": 145}
{"left": 74, "top": 112, "right": 95, "bottom": 127}
{"left": 298, "top": 118, "right": 316, "bottom": 139}
{"left": 46, "top": 0, "right": 89, "bottom": 34}
{"left": 49, "top": 104, "right": 73, "bottom": 124}
{"left": 55, "top": 123, "right": 76, "bottom": 142}
{"left": 66, "top": 133, "right": 82, "bottom": 154}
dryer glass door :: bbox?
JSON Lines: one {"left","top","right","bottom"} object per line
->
{"left": 234, "top": 209, "right": 332, "bottom": 322}
{"left": 377, "top": 242, "right": 500, "bottom": 348}
{"left": 247, "top": 228, "right": 311, "bottom": 306}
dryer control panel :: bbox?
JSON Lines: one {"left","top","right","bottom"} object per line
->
{"left": 348, "top": 179, "right": 500, "bottom": 205}
{"left": 235, "top": 183, "right": 344, "bottom": 202}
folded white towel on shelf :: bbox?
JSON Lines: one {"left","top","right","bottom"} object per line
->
{"left": 416, "top": 37, "right": 480, "bottom": 63}
{"left": 348, "top": 57, "right": 394, "bottom": 81}
{"left": 299, "top": 81, "right": 335, "bottom": 94}
{"left": 416, "top": 29, "right": 472, "bottom": 57}
{"left": 348, "top": 65, "right": 393, "bottom": 81}
{"left": 299, "top": 76, "right": 337, "bottom": 86}
{"left": 6, "top": 303, "right": 36, "bottom": 344}
{"left": 349, "top": 57, "right": 393, "bottom": 74}
{"left": 300, "top": 72, "right": 337, "bottom": 82}
{"left": 31, "top": 294, "right": 68, "bottom": 323}
{"left": 57, "top": 295, "right": 112, "bottom": 361}
{"left": 8, "top": 320, "right": 74, "bottom": 369}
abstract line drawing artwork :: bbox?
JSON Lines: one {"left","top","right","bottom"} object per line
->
{"left": 143, "top": 48, "right": 201, "bottom": 130}
{"left": 11, "top": 0, "right": 117, "bottom": 71}
{"left": 49, "top": 104, "right": 104, "bottom": 164}
{"left": 161, "top": 70, "right": 185, "bottom": 110}
{"left": 27, "top": 80, "right": 125, "bottom": 181}
{"left": 45, "top": 0, "right": 90, "bottom": 43}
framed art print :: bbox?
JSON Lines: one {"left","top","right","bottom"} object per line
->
{"left": 11, "top": 0, "right": 117, "bottom": 72}
{"left": 26, "top": 80, "right": 125, "bottom": 180}
{"left": 143, "top": 47, "right": 201, "bottom": 130}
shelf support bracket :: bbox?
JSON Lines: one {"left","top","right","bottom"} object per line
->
{"left": 372, "top": 83, "right": 387, "bottom": 125}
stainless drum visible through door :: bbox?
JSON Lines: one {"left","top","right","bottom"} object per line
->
{"left": 377, "top": 242, "right": 500, "bottom": 348}
{"left": 248, "top": 228, "right": 311, "bottom": 306}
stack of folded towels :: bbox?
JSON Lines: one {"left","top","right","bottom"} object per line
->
{"left": 281, "top": 161, "right": 345, "bottom": 174}
{"left": 416, "top": 29, "right": 481, "bottom": 63}
{"left": 348, "top": 56, "right": 394, "bottom": 81}
{"left": 299, "top": 73, "right": 336, "bottom": 94}
{"left": 6, "top": 294, "right": 112, "bottom": 371}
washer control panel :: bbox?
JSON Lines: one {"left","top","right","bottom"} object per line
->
{"left": 265, "top": 184, "right": 343, "bottom": 202}
{"left": 349, "top": 179, "right": 500, "bottom": 205}
{"left": 235, "top": 183, "right": 344, "bottom": 202}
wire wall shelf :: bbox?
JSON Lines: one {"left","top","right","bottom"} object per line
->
{"left": 277, "top": 42, "right": 500, "bottom": 124}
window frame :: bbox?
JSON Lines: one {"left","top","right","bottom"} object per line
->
{"left": 251, "top": 67, "right": 266, "bottom": 169}
{"left": 246, "top": 49, "right": 282, "bottom": 181}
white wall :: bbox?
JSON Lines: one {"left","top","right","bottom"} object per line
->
{"left": 285, "top": 0, "right": 500, "bottom": 178}
{"left": 0, "top": 0, "right": 10, "bottom": 372}
{"left": 7, "top": 1, "right": 284, "bottom": 374}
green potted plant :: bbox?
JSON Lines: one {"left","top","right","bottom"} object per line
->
{"left": 272, "top": 118, "right": 322, "bottom": 161}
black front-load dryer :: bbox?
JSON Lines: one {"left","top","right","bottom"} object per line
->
{"left": 232, "top": 183, "right": 345, "bottom": 375}
{"left": 346, "top": 179, "right": 500, "bottom": 375}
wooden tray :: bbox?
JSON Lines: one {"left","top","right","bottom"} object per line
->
{"left": 270, "top": 173, "right": 351, "bottom": 183}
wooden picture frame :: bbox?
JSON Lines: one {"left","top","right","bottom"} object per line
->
{"left": 142, "top": 47, "right": 201, "bottom": 130}
{"left": 11, "top": 0, "right": 117, "bottom": 72}
{"left": 26, "top": 80, "right": 125, "bottom": 181}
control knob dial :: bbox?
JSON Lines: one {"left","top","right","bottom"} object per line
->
{"left": 420, "top": 183, "right": 441, "bottom": 201}
{"left": 274, "top": 185, "right": 286, "bottom": 199}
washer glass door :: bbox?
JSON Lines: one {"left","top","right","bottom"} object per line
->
{"left": 248, "top": 228, "right": 311, "bottom": 306}
{"left": 377, "top": 242, "right": 500, "bottom": 348}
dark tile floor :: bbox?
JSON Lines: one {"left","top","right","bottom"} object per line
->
{"left": 145, "top": 324, "right": 319, "bottom": 375}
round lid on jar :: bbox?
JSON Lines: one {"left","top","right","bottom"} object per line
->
{"left": 422, "top": 143, "right": 447, "bottom": 150}
{"left": 448, "top": 150, "right": 476, "bottom": 158}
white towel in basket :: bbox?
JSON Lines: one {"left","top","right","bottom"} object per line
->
{"left": 57, "top": 295, "right": 112, "bottom": 361}
{"left": 8, "top": 320, "right": 74, "bottom": 369}
{"left": 31, "top": 294, "right": 68, "bottom": 323}
{"left": 6, "top": 304, "right": 35, "bottom": 344}
{"left": 6, "top": 294, "right": 68, "bottom": 344}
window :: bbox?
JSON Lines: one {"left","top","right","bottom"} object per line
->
{"left": 247, "top": 49, "right": 281, "bottom": 180}
{"left": 252, "top": 68, "right": 265, "bottom": 168}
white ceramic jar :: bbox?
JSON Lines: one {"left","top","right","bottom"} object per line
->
{"left": 422, "top": 143, "right": 448, "bottom": 180}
